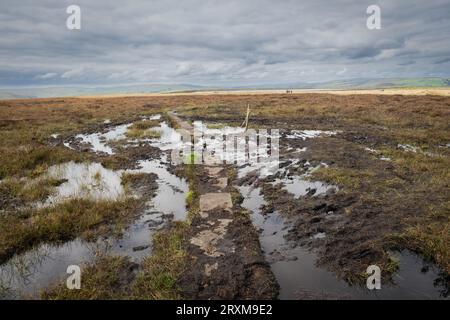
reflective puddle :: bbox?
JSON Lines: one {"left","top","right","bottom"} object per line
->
{"left": 271, "top": 175, "right": 334, "bottom": 198}
{"left": 238, "top": 185, "right": 449, "bottom": 300}
{"left": 0, "top": 116, "right": 189, "bottom": 298}
{"left": 130, "top": 156, "right": 189, "bottom": 220}
{"left": 74, "top": 123, "right": 132, "bottom": 155}
{"left": 0, "top": 155, "right": 188, "bottom": 298}
{"left": 65, "top": 115, "right": 163, "bottom": 155}
{"left": 285, "top": 130, "right": 338, "bottom": 140}
{"left": 46, "top": 162, "right": 125, "bottom": 204}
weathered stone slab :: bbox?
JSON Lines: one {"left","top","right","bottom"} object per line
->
{"left": 199, "top": 193, "right": 232, "bottom": 213}
{"left": 190, "top": 219, "right": 232, "bottom": 257}
{"left": 206, "top": 166, "right": 223, "bottom": 177}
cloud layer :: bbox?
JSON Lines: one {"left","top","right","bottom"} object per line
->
{"left": 1, "top": 0, "right": 449, "bottom": 86}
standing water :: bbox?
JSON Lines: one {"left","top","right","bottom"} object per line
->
{"left": 0, "top": 118, "right": 189, "bottom": 299}
{"left": 238, "top": 185, "right": 449, "bottom": 300}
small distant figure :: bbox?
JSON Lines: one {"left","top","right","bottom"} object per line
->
{"left": 286, "top": 90, "right": 293, "bottom": 94}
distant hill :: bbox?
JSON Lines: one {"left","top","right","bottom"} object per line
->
{"left": 0, "top": 83, "right": 204, "bottom": 99}
{"left": 309, "top": 77, "right": 450, "bottom": 89}
{"left": 0, "top": 78, "right": 448, "bottom": 99}
{"left": 231, "top": 78, "right": 450, "bottom": 90}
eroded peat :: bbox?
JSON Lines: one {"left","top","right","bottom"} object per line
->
{"left": 0, "top": 93, "right": 449, "bottom": 299}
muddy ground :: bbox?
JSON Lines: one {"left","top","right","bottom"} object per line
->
{"left": 178, "top": 165, "right": 278, "bottom": 299}
{"left": 175, "top": 94, "right": 449, "bottom": 281}
{"left": 0, "top": 93, "right": 449, "bottom": 299}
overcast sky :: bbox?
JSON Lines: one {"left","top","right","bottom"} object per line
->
{"left": 1, "top": 0, "right": 449, "bottom": 87}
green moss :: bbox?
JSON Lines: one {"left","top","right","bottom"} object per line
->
{"left": 185, "top": 190, "right": 197, "bottom": 208}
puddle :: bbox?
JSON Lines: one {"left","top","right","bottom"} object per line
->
{"left": 0, "top": 240, "right": 97, "bottom": 299}
{"left": 63, "top": 142, "right": 74, "bottom": 150}
{"left": 286, "top": 130, "right": 338, "bottom": 140}
{"left": 136, "top": 121, "right": 281, "bottom": 178}
{"left": 252, "top": 159, "right": 337, "bottom": 198}
{"left": 0, "top": 155, "right": 188, "bottom": 298}
{"left": 149, "top": 114, "right": 162, "bottom": 120}
{"left": 0, "top": 207, "right": 163, "bottom": 299}
{"left": 397, "top": 143, "right": 437, "bottom": 157}
{"left": 363, "top": 147, "right": 394, "bottom": 162}
{"left": 149, "top": 122, "right": 183, "bottom": 151}
{"left": 195, "top": 123, "right": 246, "bottom": 137}
{"left": 271, "top": 175, "right": 334, "bottom": 198}
{"left": 234, "top": 128, "right": 337, "bottom": 179}
{"left": 46, "top": 162, "right": 125, "bottom": 204}
{"left": 83, "top": 123, "right": 130, "bottom": 151}
{"left": 1, "top": 119, "right": 189, "bottom": 298}
{"left": 193, "top": 122, "right": 279, "bottom": 165}
{"left": 73, "top": 123, "right": 132, "bottom": 155}
{"left": 238, "top": 185, "right": 449, "bottom": 300}
{"left": 130, "top": 155, "right": 189, "bottom": 220}
{"left": 168, "top": 122, "right": 281, "bottom": 177}
{"left": 312, "top": 232, "right": 326, "bottom": 240}
{"left": 398, "top": 143, "right": 420, "bottom": 153}
{"left": 63, "top": 115, "right": 164, "bottom": 155}
{"left": 364, "top": 147, "right": 377, "bottom": 153}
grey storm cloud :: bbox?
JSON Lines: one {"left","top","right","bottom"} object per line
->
{"left": 0, "top": 0, "right": 449, "bottom": 86}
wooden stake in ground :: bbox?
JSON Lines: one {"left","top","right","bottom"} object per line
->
{"left": 241, "top": 104, "right": 250, "bottom": 131}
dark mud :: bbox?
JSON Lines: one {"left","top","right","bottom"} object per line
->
{"left": 189, "top": 108, "right": 449, "bottom": 297}
{"left": 177, "top": 164, "right": 278, "bottom": 299}
{"left": 238, "top": 181, "right": 449, "bottom": 299}
{"left": 216, "top": 114, "right": 443, "bottom": 281}
{"left": 235, "top": 136, "right": 415, "bottom": 280}
{"left": 122, "top": 172, "right": 159, "bottom": 198}
{"left": 180, "top": 209, "right": 278, "bottom": 299}
{"left": 102, "top": 144, "right": 162, "bottom": 170}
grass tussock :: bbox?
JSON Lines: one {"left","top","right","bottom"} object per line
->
{"left": 121, "top": 172, "right": 146, "bottom": 187}
{"left": 393, "top": 200, "right": 450, "bottom": 274}
{"left": 164, "top": 113, "right": 180, "bottom": 129}
{"left": 42, "top": 220, "right": 189, "bottom": 300}
{"left": 131, "top": 162, "right": 200, "bottom": 299}
{"left": 132, "top": 221, "right": 188, "bottom": 299}
{"left": 126, "top": 128, "right": 160, "bottom": 139}
{"left": 41, "top": 255, "right": 135, "bottom": 300}
{"left": 0, "top": 146, "right": 84, "bottom": 179}
{"left": 0, "top": 177, "right": 66, "bottom": 206}
{"left": 0, "top": 197, "right": 140, "bottom": 264}
{"left": 130, "top": 119, "right": 159, "bottom": 130}
{"left": 381, "top": 149, "right": 449, "bottom": 272}
{"left": 125, "top": 120, "right": 160, "bottom": 139}
{"left": 402, "top": 222, "right": 450, "bottom": 274}
{"left": 311, "top": 167, "right": 376, "bottom": 189}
